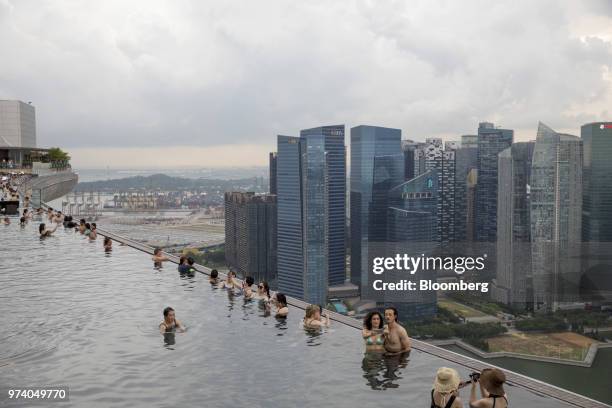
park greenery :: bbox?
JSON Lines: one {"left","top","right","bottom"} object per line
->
{"left": 408, "top": 306, "right": 507, "bottom": 351}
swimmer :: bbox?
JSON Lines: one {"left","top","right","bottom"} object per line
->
{"left": 303, "top": 304, "right": 330, "bottom": 329}
{"left": 19, "top": 216, "right": 26, "bottom": 227}
{"left": 3, "top": 216, "right": 10, "bottom": 225}
{"left": 274, "top": 293, "right": 288, "bottom": 318}
{"left": 78, "top": 219, "right": 86, "bottom": 234}
{"left": 362, "top": 311, "right": 385, "bottom": 352}
{"left": 53, "top": 211, "right": 64, "bottom": 224}
{"left": 159, "top": 306, "right": 185, "bottom": 334}
{"left": 383, "top": 307, "right": 411, "bottom": 354}
{"left": 256, "top": 281, "right": 271, "bottom": 301}
{"left": 152, "top": 248, "right": 169, "bottom": 263}
{"left": 220, "top": 271, "right": 239, "bottom": 289}
{"left": 89, "top": 223, "right": 97, "bottom": 240}
{"left": 103, "top": 237, "right": 112, "bottom": 251}
{"left": 178, "top": 256, "right": 189, "bottom": 273}
{"left": 39, "top": 222, "right": 58, "bottom": 237}
{"left": 209, "top": 269, "right": 219, "bottom": 284}
{"left": 242, "top": 276, "right": 255, "bottom": 299}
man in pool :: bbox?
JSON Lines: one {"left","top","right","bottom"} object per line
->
{"left": 159, "top": 306, "right": 185, "bottom": 334}
{"left": 209, "top": 269, "right": 219, "bottom": 284}
{"left": 242, "top": 275, "right": 255, "bottom": 299}
{"left": 383, "top": 307, "right": 411, "bottom": 355}
{"left": 152, "top": 248, "right": 169, "bottom": 263}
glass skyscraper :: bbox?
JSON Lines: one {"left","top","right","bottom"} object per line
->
{"left": 493, "top": 142, "right": 534, "bottom": 309}
{"left": 301, "top": 125, "right": 346, "bottom": 288}
{"left": 475, "top": 122, "right": 513, "bottom": 242}
{"left": 454, "top": 142, "right": 478, "bottom": 243}
{"left": 350, "top": 125, "right": 403, "bottom": 295}
{"left": 530, "top": 123, "right": 582, "bottom": 313}
{"left": 581, "top": 122, "right": 612, "bottom": 243}
{"left": 269, "top": 152, "right": 277, "bottom": 195}
{"left": 276, "top": 126, "right": 346, "bottom": 305}
{"left": 385, "top": 170, "right": 439, "bottom": 320}
{"left": 276, "top": 135, "right": 304, "bottom": 301}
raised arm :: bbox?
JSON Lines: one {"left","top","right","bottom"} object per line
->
{"left": 400, "top": 328, "right": 411, "bottom": 352}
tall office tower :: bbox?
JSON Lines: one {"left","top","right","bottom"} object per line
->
{"left": 530, "top": 123, "right": 582, "bottom": 313}
{"left": 385, "top": 170, "right": 439, "bottom": 320}
{"left": 475, "top": 122, "right": 513, "bottom": 242}
{"left": 224, "top": 192, "right": 277, "bottom": 285}
{"left": 276, "top": 126, "right": 346, "bottom": 305}
{"left": 581, "top": 122, "right": 612, "bottom": 304}
{"left": 0, "top": 100, "right": 36, "bottom": 148}
{"left": 461, "top": 134, "right": 478, "bottom": 148}
{"left": 413, "top": 139, "right": 457, "bottom": 243}
{"left": 465, "top": 169, "right": 478, "bottom": 241}
{"left": 301, "top": 125, "right": 346, "bottom": 288}
{"left": 581, "top": 122, "right": 612, "bottom": 243}
{"left": 454, "top": 143, "right": 478, "bottom": 242}
{"left": 269, "top": 152, "right": 277, "bottom": 195}
{"left": 401, "top": 139, "right": 417, "bottom": 181}
{"left": 350, "top": 126, "right": 403, "bottom": 295}
{"left": 276, "top": 136, "right": 305, "bottom": 300}
{"left": 493, "top": 142, "right": 534, "bottom": 309}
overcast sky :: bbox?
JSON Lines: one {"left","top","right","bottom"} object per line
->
{"left": 1, "top": 0, "right": 611, "bottom": 168}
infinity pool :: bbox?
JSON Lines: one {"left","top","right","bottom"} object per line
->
{"left": 0, "top": 219, "right": 575, "bottom": 407}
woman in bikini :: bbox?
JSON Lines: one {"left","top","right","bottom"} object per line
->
{"left": 362, "top": 311, "right": 385, "bottom": 352}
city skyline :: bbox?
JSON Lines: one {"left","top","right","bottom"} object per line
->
{"left": 1, "top": 1, "right": 611, "bottom": 168}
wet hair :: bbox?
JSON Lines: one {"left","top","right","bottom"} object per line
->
{"left": 480, "top": 368, "right": 506, "bottom": 395}
{"left": 228, "top": 271, "right": 236, "bottom": 278}
{"left": 210, "top": 269, "right": 218, "bottom": 278}
{"left": 276, "top": 293, "right": 287, "bottom": 306}
{"left": 153, "top": 248, "right": 162, "bottom": 255}
{"left": 305, "top": 304, "right": 318, "bottom": 319}
{"left": 39, "top": 223, "right": 45, "bottom": 233}
{"left": 245, "top": 276, "right": 254, "bottom": 286}
{"left": 91, "top": 223, "right": 96, "bottom": 229}
{"left": 258, "top": 281, "right": 271, "bottom": 298}
{"left": 104, "top": 237, "right": 111, "bottom": 246}
{"left": 19, "top": 216, "right": 26, "bottom": 224}
{"left": 187, "top": 257, "right": 195, "bottom": 266}
{"left": 385, "top": 306, "right": 398, "bottom": 319}
{"left": 179, "top": 256, "right": 186, "bottom": 265}
{"left": 80, "top": 219, "right": 86, "bottom": 225}
{"left": 163, "top": 306, "right": 175, "bottom": 317}
{"left": 364, "top": 311, "right": 384, "bottom": 330}
{"left": 85, "top": 223, "right": 91, "bottom": 230}
{"left": 22, "top": 209, "right": 28, "bottom": 215}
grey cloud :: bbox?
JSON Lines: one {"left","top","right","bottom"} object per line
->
{"left": 0, "top": 0, "right": 610, "bottom": 150}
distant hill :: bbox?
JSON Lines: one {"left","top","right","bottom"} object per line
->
{"left": 75, "top": 173, "right": 265, "bottom": 192}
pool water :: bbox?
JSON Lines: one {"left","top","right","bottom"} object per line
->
{"left": 0, "top": 219, "right": 574, "bottom": 407}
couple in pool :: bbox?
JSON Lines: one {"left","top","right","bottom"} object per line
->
{"left": 362, "top": 307, "right": 411, "bottom": 355}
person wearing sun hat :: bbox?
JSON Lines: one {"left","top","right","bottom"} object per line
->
{"left": 469, "top": 367, "right": 508, "bottom": 408}
{"left": 431, "top": 367, "right": 464, "bottom": 408}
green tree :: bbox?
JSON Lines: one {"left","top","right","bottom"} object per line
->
{"left": 47, "top": 147, "right": 71, "bottom": 163}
